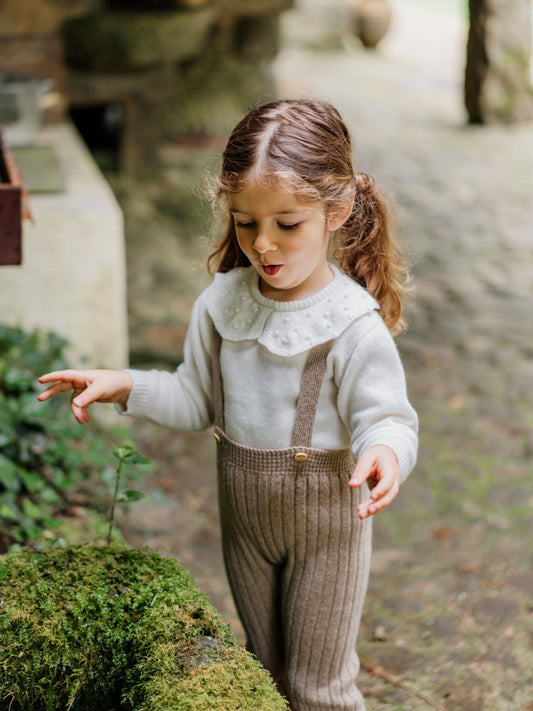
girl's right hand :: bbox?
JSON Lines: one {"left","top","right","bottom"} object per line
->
{"left": 37, "top": 369, "right": 133, "bottom": 424}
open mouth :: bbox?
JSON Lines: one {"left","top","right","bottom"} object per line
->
{"left": 261, "top": 264, "right": 282, "bottom": 277}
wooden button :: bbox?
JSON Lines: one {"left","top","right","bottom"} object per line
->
{"left": 294, "top": 452, "right": 308, "bottom": 462}
{"left": 213, "top": 432, "right": 221, "bottom": 443}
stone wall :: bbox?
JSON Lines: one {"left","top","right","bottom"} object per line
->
{"left": 0, "top": 0, "right": 100, "bottom": 123}
{"left": 61, "top": 0, "right": 293, "bottom": 173}
{"left": 0, "top": 0, "right": 293, "bottom": 171}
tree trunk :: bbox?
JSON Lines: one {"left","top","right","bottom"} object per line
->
{"left": 465, "top": 0, "right": 533, "bottom": 123}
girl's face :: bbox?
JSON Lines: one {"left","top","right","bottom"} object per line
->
{"left": 229, "top": 182, "right": 346, "bottom": 302}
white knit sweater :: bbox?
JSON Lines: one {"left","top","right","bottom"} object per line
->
{"left": 121, "top": 265, "right": 418, "bottom": 482}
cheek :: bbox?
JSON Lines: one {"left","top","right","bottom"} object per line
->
{"left": 285, "top": 233, "right": 328, "bottom": 258}
{"left": 282, "top": 234, "right": 307, "bottom": 254}
{"left": 235, "top": 232, "right": 252, "bottom": 254}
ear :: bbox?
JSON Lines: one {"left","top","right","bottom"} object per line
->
{"left": 326, "top": 196, "right": 355, "bottom": 232}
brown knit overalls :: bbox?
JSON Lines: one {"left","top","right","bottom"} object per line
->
{"left": 212, "top": 328, "right": 372, "bottom": 711}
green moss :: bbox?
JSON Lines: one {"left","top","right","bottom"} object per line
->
{"left": 0, "top": 545, "right": 288, "bottom": 711}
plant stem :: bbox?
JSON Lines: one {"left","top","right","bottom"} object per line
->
{"left": 106, "top": 459, "right": 123, "bottom": 545}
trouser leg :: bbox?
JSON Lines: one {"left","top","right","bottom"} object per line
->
{"left": 281, "top": 475, "right": 372, "bottom": 711}
{"left": 221, "top": 522, "right": 286, "bottom": 687}
{"left": 218, "top": 464, "right": 287, "bottom": 689}
{"left": 218, "top": 460, "right": 372, "bottom": 710}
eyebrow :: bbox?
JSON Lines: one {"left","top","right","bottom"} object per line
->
{"left": 229, "top": 208, "right": 305, "bottom": 216}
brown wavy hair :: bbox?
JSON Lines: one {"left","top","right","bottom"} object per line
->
{"left": 208, "top": 99, "right": 410, "bottom": 334}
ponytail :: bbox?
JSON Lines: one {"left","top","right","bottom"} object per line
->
{"left": 335, "top": 172, "right": 409, "bottom": 335}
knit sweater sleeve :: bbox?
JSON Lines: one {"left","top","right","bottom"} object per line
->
{"left": 118, "top": 294, "right": 214, "bottom": 430}
{"left": 334, "top": 312, "right": 418, "bottom": 483}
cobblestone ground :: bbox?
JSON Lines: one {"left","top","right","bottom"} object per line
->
{"left": 121, "top": 1, "right": 533, "bottom": 709}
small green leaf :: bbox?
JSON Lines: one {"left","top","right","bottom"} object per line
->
{"left": 113, "top": 445, "right": 149, "bottom": 465}
{"left": 0, "top": 431, "right": 14, "bottom": 448}
{"left": 0, "top": 504, "right": 19, "bottom": 520}
{"left": 113, "top": 445, "right": 135, "bottom": 461}
{"left": 22, "top": 498, "right": 46, "bottom": 521}
{"left": 0, "top": 455, "right": 19, "bottom": 491}
{"left": 119, "top": 489, "right": 146, "bottom": 503}
{"left": 124, "top": 451, "right": 150, "bottom": 465}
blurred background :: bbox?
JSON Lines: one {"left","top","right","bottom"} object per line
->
{"left": 1, "top": 1, "right": 533, "bottom": 709}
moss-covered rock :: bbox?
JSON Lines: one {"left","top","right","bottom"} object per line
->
{"left": 63, "top": 8, "right": 216, "bottom": 71}
{"left": 0, "top": 545, "right": 288, "bottom": 710}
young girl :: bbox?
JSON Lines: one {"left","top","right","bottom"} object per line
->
{"left": 39, "top": 99, "right": 418, "bottom": 711}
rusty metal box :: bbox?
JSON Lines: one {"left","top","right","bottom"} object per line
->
{"left": 0, "top": 129, "right": 30, "bottom": 265}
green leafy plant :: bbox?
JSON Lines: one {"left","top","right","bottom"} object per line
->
{"left": 107, "top": 445, "right": 148, "bottom": 544}
{"left": 0, "top": 325, "right": 139, "bottom": 551}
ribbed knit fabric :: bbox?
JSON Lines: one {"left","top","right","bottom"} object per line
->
{"left": 212, "top": 328, "right": 372, "bottom": 711}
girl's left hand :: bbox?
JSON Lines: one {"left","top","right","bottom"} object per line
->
{"left": 349, "top": 444, "right": 400, "bottom": 520}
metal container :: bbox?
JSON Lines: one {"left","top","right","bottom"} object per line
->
{"left": 0, "top": 77, "right": 51, "bottom": 147}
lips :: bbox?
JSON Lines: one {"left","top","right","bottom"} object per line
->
{"left": 261, "top": 264, "right": 282, "bottom": 276}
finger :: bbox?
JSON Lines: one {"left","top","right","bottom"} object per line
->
{"left": 368, "top": 474, "right": 397, "bottom": 502}
{"left": 357, "top": 498, "right": 380, "bottom": 519}
{"left": 71, "top": 380, "right": 107, "bottom": 409}
{"left": 348, "top": 452, "right": 374, "bottom": 488}
{"left": 38, "top": 370, "right": 82, "bottom": 384}
{"left": 37, "top": 381, "right": 76, "bottom": 401}
{"left": 72, "top": 400, "right": 90, "bottom": 424}
{"left": 69, "top": 388, "right": 89, "bottom": 424}
{"left": 357, "top": 498, "right": 380, "bottom": 520}
{"left": 359, "top": 483, "right": 399, "bottom": 519}
{"left": 357, "top": 501, "right": 371, "bottom": 520}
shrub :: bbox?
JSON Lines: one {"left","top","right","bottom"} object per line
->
{"left": 0, "top": 325, "right": 132, "bottom": 551}
{"left": 0, "top": 545, "right": 288, "bottom": 711}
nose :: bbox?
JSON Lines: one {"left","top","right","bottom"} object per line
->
{"left": 253, "top": 228, "right": 276, "bottom": 254}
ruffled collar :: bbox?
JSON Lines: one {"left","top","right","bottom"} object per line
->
{"left": 203, "top": 264, "right": 379, "bottom": 356}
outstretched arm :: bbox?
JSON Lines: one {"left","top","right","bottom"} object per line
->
{"left": 349, "top": 444, "right": 400, "bottom": 520}
{"left": 38, "top": 370, "right": 133, "bottom": 424}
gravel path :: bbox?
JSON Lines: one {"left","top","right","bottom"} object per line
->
{"left": 122, "top": 2, "right": 533, "bottom": 708}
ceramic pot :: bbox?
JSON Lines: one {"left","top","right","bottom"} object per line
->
{"left": 354, "top": 0, "right": 392, "bottom": 49}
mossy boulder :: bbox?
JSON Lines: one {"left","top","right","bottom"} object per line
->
{"left": 63, "top": 8, "right": 216, "bottom": 71}
{"left": 0, "top": 545, "right": 288, "bottom": 710}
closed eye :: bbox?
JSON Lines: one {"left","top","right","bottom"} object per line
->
{"left": 234, "top": 220, "right": 255, "bottom": 229}
{"left": 278, "top": 222, "right": 300, "bottom": 231}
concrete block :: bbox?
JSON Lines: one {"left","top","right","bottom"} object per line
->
{"left": 1, "top": 123, "right": 129, "bottom": 369}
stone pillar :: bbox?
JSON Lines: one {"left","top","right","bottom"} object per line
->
{"left": 465, "top": 0, "right": 533, "bottom": 123}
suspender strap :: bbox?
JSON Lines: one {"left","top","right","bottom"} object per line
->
{"left": 290, "top": 339, "right": 334, "bottom": 448}
{"left": 211, "top": 323, "right": 334, "bottom": 448}
{"left": 211, "top": 324, "right": 224, "bottom": 430}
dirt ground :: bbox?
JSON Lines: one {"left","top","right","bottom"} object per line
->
{"left": 115, "top": 1, "right": 533, "bottom": 709}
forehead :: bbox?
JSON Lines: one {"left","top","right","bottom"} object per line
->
{"left": 228, "top": 181, "right": 320, "bottom": 216}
